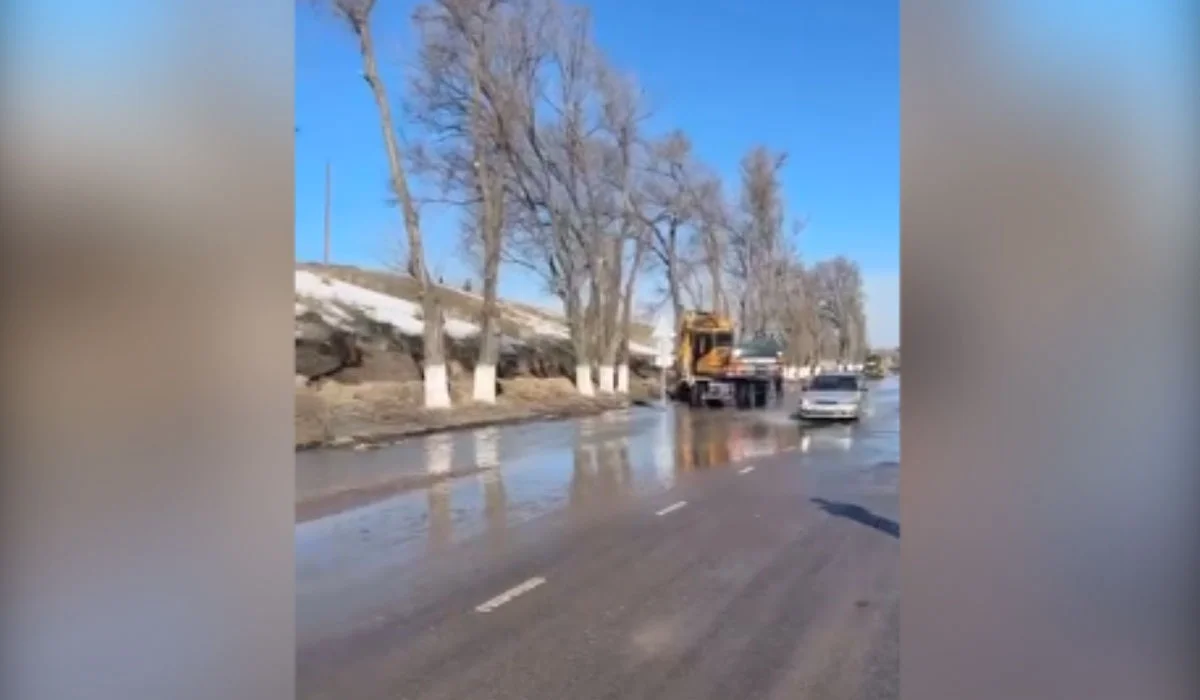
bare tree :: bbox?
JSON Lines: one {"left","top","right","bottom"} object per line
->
{"left": 728, "top": 146, "right": 789, "bottom": 340}
{"left": 327, "top": 0, "right": 451, "bottom": 408}
{"left": 638, "top": 131, "right": 701, "bottom": 327}
{"left": 691, "top": 176, "right": 733, "bottom": 315}
{"left": 615, "top": 229, "right": 649, "bottom": 392}
{"left": 409, "top": 0, "right": 511, "bottom": 403}
{"left": 590, "top": 66, "right": 650, "bottom": 393}
{"left": 777, "top": 254, "right": 839, "bottom": 374}
{"left": 808, "top": 256, "right": 867, "bottom": 365}
{"left": 487, "top": 0, "right": 609, "bottom": 395}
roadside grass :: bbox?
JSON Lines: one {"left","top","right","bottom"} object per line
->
{"left": 295, "top": 374, "right": 662, "bottom": 449}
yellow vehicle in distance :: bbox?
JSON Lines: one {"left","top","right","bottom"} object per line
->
{"left": 863, "top": 353, "right": 887, "bottom": 379}
{"left": 672, "top": 310, "right": 783, "bottom": 408}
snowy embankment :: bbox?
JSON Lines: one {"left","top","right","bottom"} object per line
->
{"left": 294, "top": 269, "right": 656, "bottom": 356}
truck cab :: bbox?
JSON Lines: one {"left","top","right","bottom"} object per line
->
{"left": 674, "top": 311, "right": 783, "bottom": 408}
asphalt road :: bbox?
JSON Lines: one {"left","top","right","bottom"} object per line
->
{"left": 297, "top": 378, "right": 899, "bottom": 699}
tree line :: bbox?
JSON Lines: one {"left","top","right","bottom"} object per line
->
{"left": 319, "top": 0, "right": 870, "bottom": 408}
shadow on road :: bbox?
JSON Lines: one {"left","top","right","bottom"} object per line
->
{"left": 811, "top": 498, "right": 900, "bottom": 538}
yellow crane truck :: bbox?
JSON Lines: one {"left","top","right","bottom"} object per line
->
{"left": 672, "top": 310, "right": 783, "bottom": 409}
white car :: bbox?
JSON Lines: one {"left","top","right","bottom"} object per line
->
{"left": 797, "top": 372, "right": 867, "bottom": 421}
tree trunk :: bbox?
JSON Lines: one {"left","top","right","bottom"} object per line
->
{"left": 565, "top": 276, "right": 594, "bottom": 397}
{"left": 704, "top": 226, "right": 725, "bottom": 315}
{"left": 355, "top": 16, "right": 449, "bottom": 408}
{"left": 667, "top": 221, "right": 685, "bottom": 320}
{"left": 615, "top": 228, "right": 648, "bottom": 395}
{"left": 597, "top": 232, "right": 627, "bottom": 394}
{"left": 596, "top": 297, "right": 615, "bottom": 394}
{"left": 473, "top": 265, "right": 499, "bottom": 403}
{"left": 471, "top": 51, "right": 502, "bottom": 405}
{"left": 616, "top": 356, "right": 631, "bottom": 394}
{"left": 583, "top": 266, "right": 615, "bottom": 393}
{"left": 422, "top": 303, "right": 451, "bottom": 409}
{"left": 709, "top": 263, "right": 724, "bottom": 315}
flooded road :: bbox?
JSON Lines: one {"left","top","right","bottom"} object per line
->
{"left": 297, "top": 378, "right": 897, "bottom": 548}
{"left": 298, "top": 377, "right": 899, "bottom": 699}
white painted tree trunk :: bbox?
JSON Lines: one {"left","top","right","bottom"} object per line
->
{"left": 472, "top": 363, "right": 496, "bottom": 404}
{"left": 575, "top": 365, "right": 595, "bottom": 396}
{"left": 616, "top": 364, "right": 630, "bottom": 394}
{"left": 597, "top": 365, "right": 615, "bottom": 393}
{"left": 424, "top": 363, "right": 452, "bottom": 409}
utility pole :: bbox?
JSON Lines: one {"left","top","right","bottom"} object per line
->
{"left": 323, "top": 160, "right": 332, "bottom": 266}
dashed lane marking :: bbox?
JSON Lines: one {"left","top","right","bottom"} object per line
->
{"left": 474, "top": 577, "right": 546, "bottom": 613}
{"left": 738, "top": 466, "right": 756, "bottom": 475}
{"left": 656, "top": 501, "right": 688, "bottom": 517}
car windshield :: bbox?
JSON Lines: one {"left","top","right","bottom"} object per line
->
{"left": 809, "top": 375, "right": 859, "bottom": 391}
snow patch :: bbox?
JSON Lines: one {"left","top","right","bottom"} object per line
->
{"left": 295, "top": 270, "right": 478, "bottom": 339}
{"left": 295, "top": 269, "right": 655, "bottom": 356}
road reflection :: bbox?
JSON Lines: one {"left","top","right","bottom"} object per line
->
{"left": 426, "top": 432, "right": 453, "bottom": 475}
{"left": 296, "top": 379, "right": 900, "bottom": 647}
{"left": 473, "top": 426, "right": 500, "bottom": 470}
{"left": 479, "top": 467, "right": 507, "bottom": 545}
{"left": 427, "top": 481, "right": 453, "bottom": 551}
{"left": 799, "top": 425, "right": 854, "bottom": 453}
{"left": 296, "top": 379, "right": 899, "bottom": 569}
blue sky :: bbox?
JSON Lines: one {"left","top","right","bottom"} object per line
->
{"left": 296, "top": 0, "right": 899, "bottom": 346}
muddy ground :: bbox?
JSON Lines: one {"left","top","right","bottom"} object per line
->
{"left": 294, "top": 277, "right": 666, "bottom": 450}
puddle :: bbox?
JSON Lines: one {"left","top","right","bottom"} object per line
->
{"left": 298, "top": 383, "right": 898, "bottom": 575}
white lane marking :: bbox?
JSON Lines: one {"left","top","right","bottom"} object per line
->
{"left": 474, "top": 577, "right": 546, "bottom": 613}
{"left": 738, "top": 466, "right": 756, "bottom": 475}
{"left": 656, "top": 501, "right": 688, "bottom": 517}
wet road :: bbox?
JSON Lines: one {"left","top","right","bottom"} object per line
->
{"left": 297, "top": 377, "right": 899, "bottom": 699}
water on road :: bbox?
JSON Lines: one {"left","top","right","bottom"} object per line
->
{"left": 297, "top": 378, "right": 900, "bottom": 698}
{"left": 298, "top": 379, "right": 896, "bottom": 550}
{"left": 297, "top": 378, "right": 898, "bottom": 626}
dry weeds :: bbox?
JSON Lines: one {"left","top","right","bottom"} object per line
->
{"left": 295, "top": 376, "right": 635, "bottom": 448}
